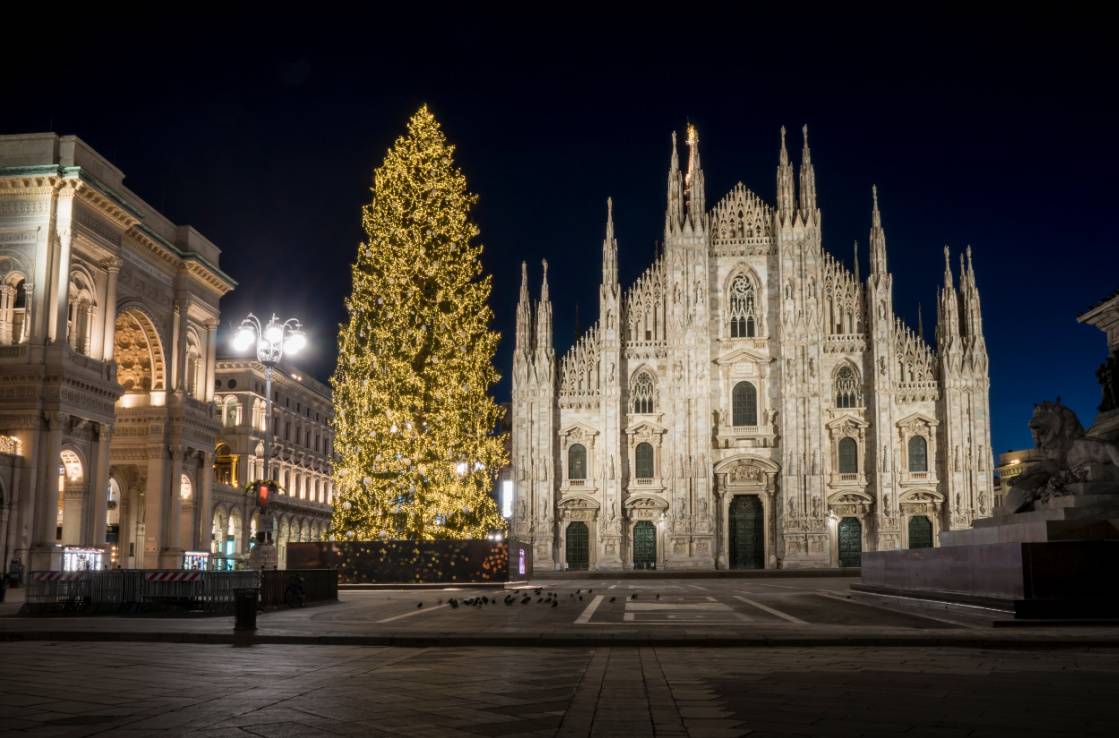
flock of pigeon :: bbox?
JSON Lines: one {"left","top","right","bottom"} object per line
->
{"left": 415, "top": 587, "right": 662, "bottom": 610}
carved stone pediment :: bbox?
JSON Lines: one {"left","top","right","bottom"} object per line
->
{"left": 896, "top": 411, "right": 938, "bottom": 433}
{"left": 713, "top": 346, "right": 770, "bottom": 367}
{"left": 559, "top": 494, "right": 600, "bottom": 510}
{"left": 625, "top": 419, "right": 667, "bottom": 437}
{"left": 623, "top": 494, "right": 668, "bottom": 511}
{"left": 728, "top": 461, "right": 766, "bottom": 484}
{"left": 560, "top": 423, "right": 600, "bottom": 443}
{"left": 898, "top": 488, "right": 943, "bottom": 513}
{"left": 825, "top": 413, "right": 868, "bottom": 434}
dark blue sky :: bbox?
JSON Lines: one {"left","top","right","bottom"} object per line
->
{"left": 7, "top": 9, "right": 1115, "bottom": 456}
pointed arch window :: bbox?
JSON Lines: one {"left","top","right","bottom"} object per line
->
{"left": 729, "top": 274, "right": 757, "bottom": 338}
{"left": 635, "top": 442, "right": 655, "bottom": 479}
{"left": 632, "top": 372, "right": 655, "bottom": 414}
{"left": 568, "top": 443, "right": 587, "bottom": 481}
{"left": 908, "top": 436, "right": 928, "bottom": 473}
{"left": 732, "top": 381, "right": 758, "bottom": 426}
{"left": 838, "top": 437, "right": 858, "bottom": 474}
{"left": 835, "top": 366, "right": 862, "bottom": 408}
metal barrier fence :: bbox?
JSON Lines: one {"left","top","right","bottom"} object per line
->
{"left": 259, "top": 569, "right": 338, "bottom": 609}
{"left": 22, "top": 570, "right": 260, "bottom": 615}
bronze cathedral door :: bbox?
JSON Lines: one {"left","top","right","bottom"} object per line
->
{"left": 729, "top": 495, "right": 764, "bottom": 569}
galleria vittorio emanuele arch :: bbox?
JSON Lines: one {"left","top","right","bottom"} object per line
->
{"left": 0, "top": 134, "right": 234, "bottom": 571}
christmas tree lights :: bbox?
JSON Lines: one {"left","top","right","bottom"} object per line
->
{"left": 331, "top": 106, "right": 507, "bottom": 541}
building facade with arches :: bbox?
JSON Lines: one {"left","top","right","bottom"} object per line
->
{"left": 211, "top": 359, "right": 333, "bottom": 568}
{"left": 0, "top": 134, "right": 234, "bottom": 572}
{"left": 512, "top": 126, "right": 992, "bottom": 571}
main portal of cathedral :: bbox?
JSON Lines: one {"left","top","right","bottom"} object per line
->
{"left": 512, "top": 126, "right": 992, "bottom": 570}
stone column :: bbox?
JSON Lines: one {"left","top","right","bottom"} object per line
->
{"left": 169, "top": 301, "right": 182, "bottom": 390}
{"left": 197, "top": 451, "right": 214, "bottom": 552}
{"left": 203, "top": 321, "right": 217, "bottom": 402}
{"left": 0, "top": 283, "right": 13, "bottom": 344}
{"left": 143, "top": 448, "right": 167, "bottom": 569}
{"left": 19, "top": 282, "right": 33, "bottom": 344}
{"left": 50, "top": 226, "right": 73, "bottom": 345}
{"left": 101, "top": 259, "right": 121, "bottom": 360}
{"left": 159, "top": 447, "right": 185, "bottom": 567}
{"left": 86, "top": 423, "right": 111, "bottom": 548}
{"left": 30, "top": 413, "right": 65, "bottom": 570}
{"left": 31, "top": 220, "right": 51, "bottom": 344}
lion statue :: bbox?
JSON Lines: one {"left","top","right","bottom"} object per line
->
{"left": 1003, "top": 399, "right": 1119, "bottom": 513}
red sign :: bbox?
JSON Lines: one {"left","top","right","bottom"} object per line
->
{"left": 257, "top": 482, "right": 271, "bottom": 510}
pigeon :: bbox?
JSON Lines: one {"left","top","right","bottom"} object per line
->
{"left": 551, "top": 600, "right": 558, "bottom": 608}
{"left": 417, "top": 602, "right": 423, "bottom": 608}
{"left": 609, "top": 596, "right": 616, "bottom": 603}
{"left": 655, "top": 594, "right": 660, "bottom": 600}
{"left": 450, "top": 600, "right": 459, "bottom": 609}
{"left": 632, "top": 594, "right": 639, "bottom": 600}
{"left": 578, "top": 596, "right": 584, "bottom": 601}
{"left": 534, "top": 588, "right": 542, "bottom": 595}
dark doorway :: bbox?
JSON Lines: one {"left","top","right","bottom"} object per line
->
{"left": 908, "top": 515, "right": 934, "bottom": 549}
{"left": 633, "top": 521, "right": 656, "bottom": 569}
{"left": 837, "top": 517, "right": 862, "bottom": 567}
{"left": 565, "top": 521, "right": 589, "bottom": 570}
{"left": 729, "top": 495, "right": 764, "bottom": 569}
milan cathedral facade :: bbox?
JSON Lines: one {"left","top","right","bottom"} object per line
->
{"left": 511, "top": 126, "right": 993, "bottom": 570}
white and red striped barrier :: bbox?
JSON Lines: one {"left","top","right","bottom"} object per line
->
{"left": 143, "top": 571, "right": 202, "bottom": 582}
{"left": 32, "top": 571, "right": 87, "bottom": 582}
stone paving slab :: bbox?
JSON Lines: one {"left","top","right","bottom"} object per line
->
{"left": 0, "top": 643, "right": 1118, "bottom": 736}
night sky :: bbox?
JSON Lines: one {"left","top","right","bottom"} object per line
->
{"left": 6, "top": 10, "right": 1115, "bottom": 457}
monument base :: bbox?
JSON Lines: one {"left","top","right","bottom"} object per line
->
{"left": 855, "top": 539, "right": 1119, "bottom": 618}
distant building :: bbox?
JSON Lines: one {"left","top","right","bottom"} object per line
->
{"left": 993, "top": 449, "right": 1043, "bottom": 511}
{"left": 211, "top": 360, "right": 333, "bottom": 568}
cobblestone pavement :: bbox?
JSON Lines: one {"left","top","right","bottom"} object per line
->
{"left": 1, "top": 642, "right": 1118, "bottom": 737}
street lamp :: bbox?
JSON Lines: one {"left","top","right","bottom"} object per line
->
{"left": 231, "top": 313, "right": 307, "bottom": 555}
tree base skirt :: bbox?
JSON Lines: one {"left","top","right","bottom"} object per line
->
{"left": 286, "top": 541, "right": 513, "bottom": 584}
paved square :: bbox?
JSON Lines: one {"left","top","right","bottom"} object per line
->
{"left": 1, "top": 642, "right": 1118, "bottom": 736}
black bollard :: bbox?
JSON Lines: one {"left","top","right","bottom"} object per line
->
{"left": 234, "top": 588, "right": 258, "bottom": 633}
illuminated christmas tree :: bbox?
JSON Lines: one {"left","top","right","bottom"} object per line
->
{"left": 331, "top": 106, "right": 507, "bottom": 540}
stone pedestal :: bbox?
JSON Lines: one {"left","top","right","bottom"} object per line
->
{"left": 856, "top": 493, "right": 1119, "bottom": 618}
{"left": 248, "top": 542, "right": 278, "bottom": 570}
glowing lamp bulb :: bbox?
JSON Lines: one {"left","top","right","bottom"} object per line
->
{"left": 265, "top": 324, "right": 283, "bottom": 345}
{"left": 284, "top": 331, "right": 307, "bottom": 355}
{"left": 233, "top": 326, "right": 255, "bottom": 351}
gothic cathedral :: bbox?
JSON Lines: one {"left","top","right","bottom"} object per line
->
{"left": 511, "top": 126, "right": 992, "bottom": 570}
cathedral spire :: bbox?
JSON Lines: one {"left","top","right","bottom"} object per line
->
{"left": 603, "top": 197, "right": 618, "bottom": 283}
{"left": 937, "top": 245, "right": 961, "bottom": 349}
{"left": 775, "top": 126, "right": 796, "bottom": 222}
{"left": 853, "top": 240, "right": 861, "bottom": 283}
{"left": 685, "top": 123, "right": 706, "bottom": 228}
{"left": 665, "top": 131, "right": 684, "bottom": 233}
{"left": 869, "top": 186, "right": 888, "bottom": 276}
{"left": 515, "top": 261, "right": 533, "bottom": 358}
{"left": 917, "top": 302, "right": 924, "bottom": 340}
{"left": 960, "top": 245, "right": 985, "bottom": 342}
{"left": 797, "top": 124, "right": 817, "bottom": 218}
{"left": 535, "top": 259, "right": 553, "bottom": 357}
